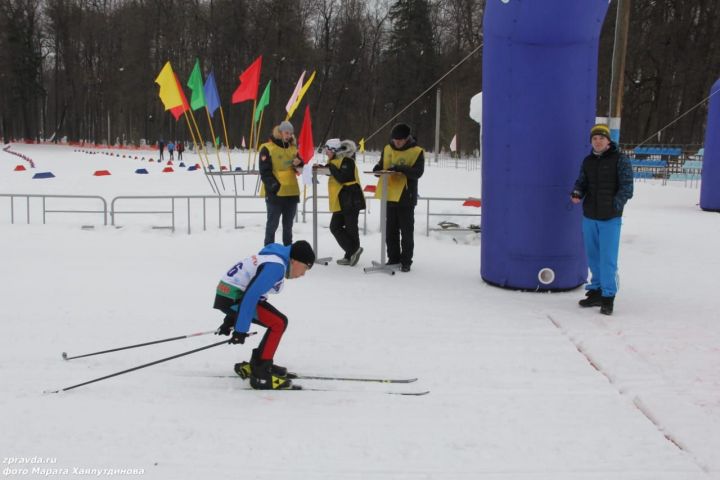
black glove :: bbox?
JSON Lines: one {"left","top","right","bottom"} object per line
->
{"left": 215, "top": 321, "right": 233, "bottom": 336}
{"left": 229, "top": 331, "right": 249, "bottom": 344}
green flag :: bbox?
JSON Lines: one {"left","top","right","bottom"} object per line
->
{"left": 187, "top": 59, "right": 206, "bottom": 111}
{"left": 253, "top": 80, "right": 271, "bottom": 123}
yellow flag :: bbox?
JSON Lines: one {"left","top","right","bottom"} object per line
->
{"left": 358, "top": 138, "right": 365, "bottom": 153}
{"left": 286, "top": 70, "right": 316, "bottom": 120}
{"left": 155, "top": 61, "right": 183, "bottom": 111}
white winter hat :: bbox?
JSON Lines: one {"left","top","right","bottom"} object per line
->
{"left": 278, "top": 121, "right": 294, "bottom": 134}
{"left": 324, "top": 138, "right": 342, "bottom": 152}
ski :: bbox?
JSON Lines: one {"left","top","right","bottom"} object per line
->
{"left": 230, "top": 362, "right": 417, "bottom": 383}
{"left": 289, "top": 386, "right": 429, "bottom": 396}
{"left": 210, "top": 374, "right": 418, "bottom": 384}
{"left": 243, "top": 384, "right": 429, "bottom": 395}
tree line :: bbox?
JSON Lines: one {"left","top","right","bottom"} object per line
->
{"left": 0, "top": 0, "right": 718, "bottom": 153}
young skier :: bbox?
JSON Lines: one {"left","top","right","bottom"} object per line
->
{"left": 213, "top": 240, "right": 315, "bottom": 390}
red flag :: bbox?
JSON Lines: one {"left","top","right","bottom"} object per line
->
{"left": 170, "top": 73, "right": 190, "bottom": 121}
{"left": 298, "top": 106, "right": 315, "bottom": 186}
{"left": 231, "top": 56, "right": 263, "bottom": 104}
{"left": 298, "top": 105, "right": 314, "bottom": 164}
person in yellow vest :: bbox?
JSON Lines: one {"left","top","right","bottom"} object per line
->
{"left": 372, "top": 123, "right": 425, "bottom": 272}
{"left": 320, "top": 138, "right": 366, "bottom": 266}
{"left": 259, "top": 121, "right": 304, "bottom": 246}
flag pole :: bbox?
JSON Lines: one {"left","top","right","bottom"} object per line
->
{"left": 189, "top": 109, "right": 221, "bottom": 194}
{"left": 218, "top": 106, "right": 237, "bottom": 195}
{"left": 204, "top": 107, "right": 226, "bottom": 190}
{"left": 252, "top": 109, "right": 266, "bottom": 172}
{"left": 183, "top": 110, "right": 216, "bottom": 194}
{"left": 247, "top": 100, "right": 257, "bottom": 171}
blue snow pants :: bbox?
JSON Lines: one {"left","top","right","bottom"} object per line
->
{"left": 582, "top": 216, "right": 622, "bottom": 297}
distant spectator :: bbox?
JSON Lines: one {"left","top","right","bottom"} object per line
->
{"left": 167, "top": 141, "right": 175, "bottom": 160}
{"left": 177, "top": 141, "right": 184, "bottom": 161}
{"left": 158, "top": 140, "right": 165, "bottom": 161}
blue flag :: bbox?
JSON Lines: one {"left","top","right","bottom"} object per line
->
{"left": 204, "top": 71, "right": 221, "bottom": 118}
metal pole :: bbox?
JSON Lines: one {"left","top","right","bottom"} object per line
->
{"left": 434, "top": 88, "right": 441, "bottom": 163}
{"left": 608, "top": 0, "right": 631, "bottom": 131}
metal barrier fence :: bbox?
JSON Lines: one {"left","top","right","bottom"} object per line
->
{"left": 421, "top": 196, "right": 482, "bottom": 236}
{"left": 0, "top": 193, "right": 107, "bottom": 225}
{"left": 1, "top": 193, "right": 483, "bottom": 236}
{"left": 110, "top": 195, "right": 268, "bottom": 234}
{"left": 301, "top": 194, "right": 370, "bottom": 235}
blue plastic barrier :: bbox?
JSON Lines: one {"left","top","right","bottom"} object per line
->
{"left": 135, "top": 168, "right": 149, "bottom": 174}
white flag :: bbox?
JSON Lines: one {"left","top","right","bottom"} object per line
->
{"left": 241, "top": 136, "right": 246, "bottom": 149}
{"left": 285, "top": 71, "right": 306, "bottom": 114}
{"left": 449, "top": 134, "right": 457, "bottom": 152}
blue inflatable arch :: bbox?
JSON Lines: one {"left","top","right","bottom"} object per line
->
{"left": 481, "top": 0, "right": 609, "bottom": 290}
{"left": 700, "top": 78, "right": 720, "bottom": 212}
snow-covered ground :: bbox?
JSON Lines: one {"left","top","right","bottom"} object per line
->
{"left": 1, "top": 143, "right": 718, "bottom": 479}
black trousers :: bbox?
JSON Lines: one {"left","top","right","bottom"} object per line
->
{"left": 386, "top": 204, "right": 415, "bottom": 266}
{"left": 330, "top": 210, "right": 361, "bottom": 258}
{"left": 265, "top": 198, "right": 297, "bottom": 246}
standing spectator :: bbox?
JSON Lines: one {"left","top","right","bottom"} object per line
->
{"left": 158, "top": 139, "right": 165, "bottom": 161}
{"left": 259, "top": 121, "right": 303, "bottom": 246}
{"left": 372, "top": 123, "right": 425, "bottom": 272}
{"left": 320, "top": 138, "right": 366, "bottom": 266}
{"left": 571, "top": 124, "right": 634, "bottom": 315}
{"left": 176, "top": 141, "right": 184, "bottom": 161}
{"left": 167, "top": 141, "right": 175, "bottom": 160}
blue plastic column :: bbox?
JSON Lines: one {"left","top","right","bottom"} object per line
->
{"left": 481, "top": 0, "right": 609, "bottom": 290}
{"left": 700, "top": 78, "right": 720, "bottom": 212}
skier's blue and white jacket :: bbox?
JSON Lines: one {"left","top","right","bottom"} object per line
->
{"left": 217, "top": 243, "right": 291, "bottom": 333}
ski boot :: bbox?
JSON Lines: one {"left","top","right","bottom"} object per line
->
{"left": 249, "top": 360, "right": 294, "bottom": 390}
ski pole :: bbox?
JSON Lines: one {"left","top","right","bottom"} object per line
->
{"left": 61, "top": 330, "right": 218, "bottom": 361}
{"left": 45, "top": 335, "right": 254, "bottom": 394}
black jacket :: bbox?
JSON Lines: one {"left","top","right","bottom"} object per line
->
{"left": 573, "top": 143, "right": 634, "bottom": 220}
{"left": 372, "top": 137, "right": 425, "bottom": 207}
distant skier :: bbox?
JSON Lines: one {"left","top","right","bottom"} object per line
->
{"left": 158, "top": 139, "right": 165, "bottom": 161}
{"left": 176, "top": 141, "right": 184, "bottom": 161}
{"left": 213, "top": 240, "right": 315, "bottom": 390}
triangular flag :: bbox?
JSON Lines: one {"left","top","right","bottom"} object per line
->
{"left": 170, "top": 73, "right": 191, "bottom": 121}
{"left": 204, "top": 71, "right": 221, "bottom": 117}
{"left": 154, "top": 62, "right": 183, "bottom": 111}
{"left": 298, "top": 106, "right": 315, "bottom": 185}
{"left": 449, "top": 134, "right": 457, "bottom": 152}
{"left": 253, "top": 80, "right": 271, "bottom": 124}
{"left": 241, "top": 136, "right": 246, "bottom": 148}
{"left": 231, "top": 56, "right": 263, "bottom": 104}
{"left": 286, "top": 70, "right": 316, "bottom": 120}
{"left": 187, "top": 59, "right": 206, "bottom": 111}
{"left": 358, "top": 138, "right": 365, "bottom": 153}
{"left": 285, "top": 71, "right": 306, "bottom": 114}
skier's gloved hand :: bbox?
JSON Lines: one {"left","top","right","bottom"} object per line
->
{"left": 215, "top": 321, "right": 233, "bottom": 336}
{"left": 229, "top": 332, "right": 249, "bottom": 345}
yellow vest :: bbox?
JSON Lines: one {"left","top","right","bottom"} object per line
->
{"left": 259, "top": 141, "right": 300, "bottom": 197}
{"left": 375, "top": 145, "right": 423, "bottom": 202}
{"left": 327, "top": 157, "right": 360, "bottom": 212}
